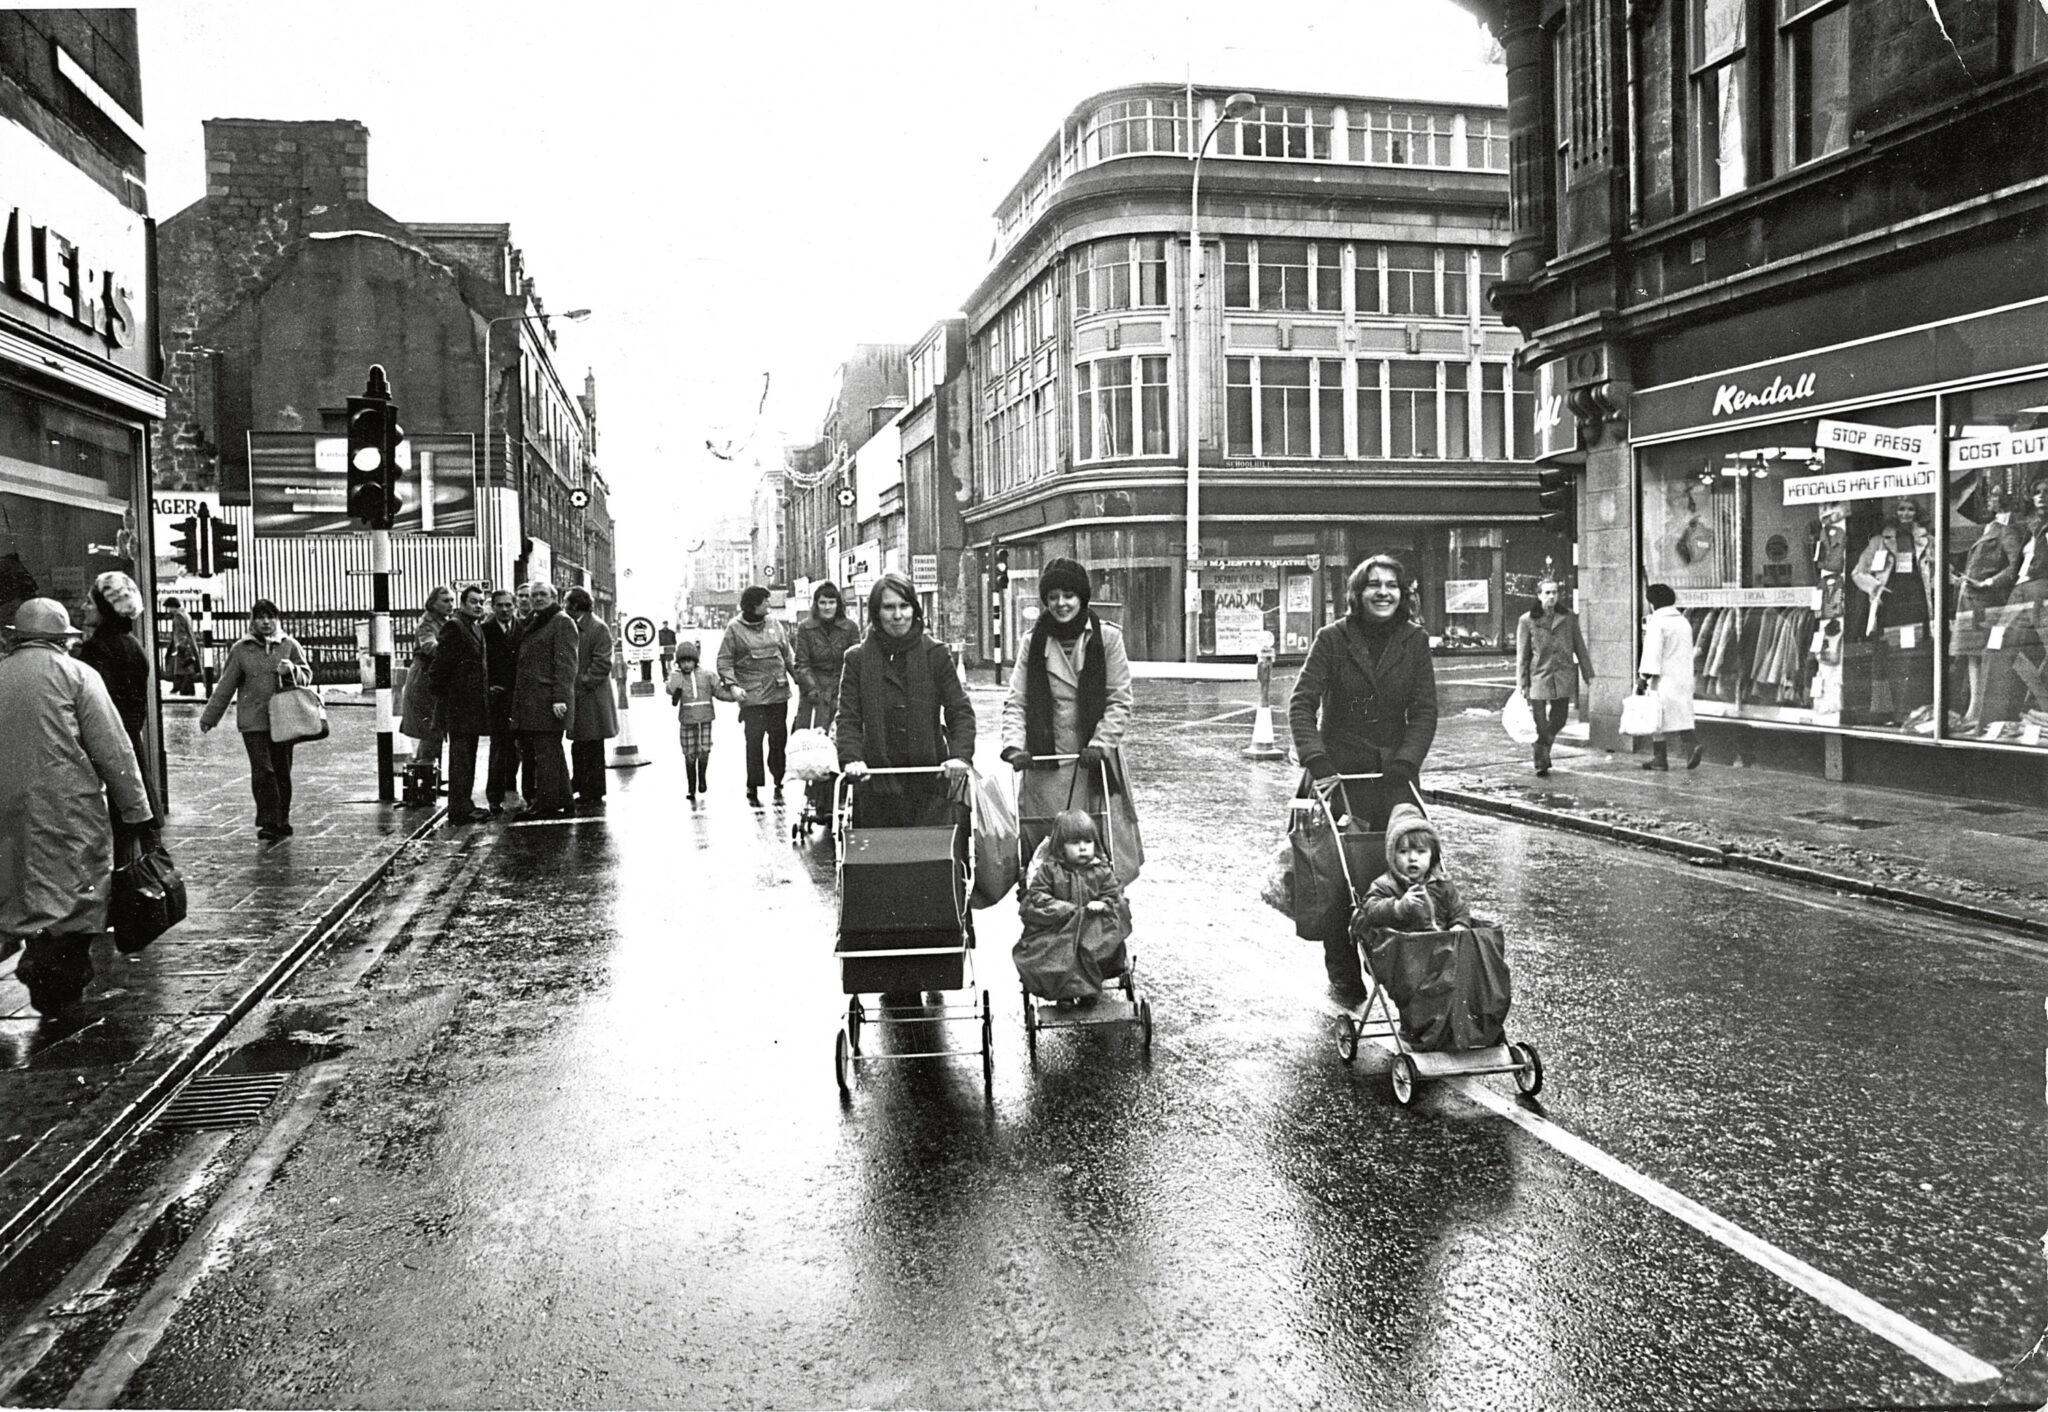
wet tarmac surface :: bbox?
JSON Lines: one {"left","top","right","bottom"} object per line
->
{"left": 6, "top": 670, "right": 2044, "bottom": 1409}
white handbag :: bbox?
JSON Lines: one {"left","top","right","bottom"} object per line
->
{"left": 1501, "top": 690, "right": 1539, "bottom": 745}
{"left": 268, "top": 685, "right": 330, "bottom": 744}
{"left": 1618, "top": 692, "right": 1663, "bottom": 738}
{"left": 785, "top": 727, "right": 838, "bottom": 781}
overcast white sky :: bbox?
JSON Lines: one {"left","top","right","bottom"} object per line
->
{"left": 136, "top": 0, "right": 1503, "bottom": 607}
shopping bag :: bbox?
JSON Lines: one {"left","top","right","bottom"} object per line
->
{"left": 1100, "top": 747, "right": 1145, "bottom": 887}
{"left": 969, "top": 768, "right": 1021, "bottom": 909}
{"left": 785, "top": 727, "right": 838, "bottom": 781}
{"left": 1259, "top": 840, "right": 1295, "bottom": 917}
{"left": 112, "top": 832, "right": 187, "bottom": 954}
{"left": 1288, "top": 793, "right": 1351, "bottom": 940}
{"left": 1618, "top": 692, "right": 1662, "bottom": 738}
{"left": 1502, "top": 689, "right": 1539, "bottom": 744}
{"left": 268, "top": 685, "right": 329, "bottom": 744}
{"left": 1361, "top": 922, "right": 1512, "bottom": 1052}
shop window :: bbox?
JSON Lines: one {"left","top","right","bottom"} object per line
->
{"left": 1945, "top": 375, "right": 2048, "bottom": 746}
{"left": 1356, "top": 361, "right": 1384, "bottom": 457}
{"left": 1689, "top": 0, "right": 1750, "bottom": 204}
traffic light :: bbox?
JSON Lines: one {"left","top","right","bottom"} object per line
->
{"left": 346, "top": 365, "right": 400, "bottom": 528}
{"left": 992, "top": 547, "right": 1010, "bottom": 592}
{"left": 169, "top": 516, "right": 203, "bottom": 574}
{"left": 210, "top": 519, "right": 240, "bottom": 572}
{"left": 1537, "top": 466, "right": 1574, "bottom": 535}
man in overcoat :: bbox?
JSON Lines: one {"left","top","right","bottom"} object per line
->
{"left": 510, "top": 582, "right": 578, "bottom": 817}
{"left": 482, "top": 588, "right": 523, "bottom": 812}
{"left": 564, "top": 586, "right": 618, "bottom": 809}
{"left": 432, "top": 585, "right": 494, "bottom": 822}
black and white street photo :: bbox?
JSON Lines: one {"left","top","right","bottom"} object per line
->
{"left": 0, "top": 3, "right": 2044, "bottom": 1408}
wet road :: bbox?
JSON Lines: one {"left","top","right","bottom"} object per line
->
{"left": 26, "top": 672, "right": 2048, "bottom": 1408}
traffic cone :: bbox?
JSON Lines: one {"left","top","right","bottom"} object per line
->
{"left": 1243, "top": 647, "right": 1286, "bottom": 760}
{"left": 606, "top": 675, "right": 649, "bottom": 770}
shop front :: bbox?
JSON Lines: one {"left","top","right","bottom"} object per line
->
{"left": 1628, "top": 298, "right": 2048, "bottom": 793}
{"left": 1, "top": 108, "right": 163, "bottom": 774}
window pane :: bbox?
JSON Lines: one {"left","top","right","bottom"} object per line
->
{"left": 1387, "top": 244, "right": 1435, "bottom": 316}
{"left": 1481, "top": 363, "right": 1507, "bottom": 459}
{"left": 1443, "top": 249, "right": 1470, "bottom": 317}
{"left": 1224, "top": 240, "right": 1252, "bottom": 308}
{"left": 1356, "top": 361, "right": 1383, "bottom": 457}
{"left": 1446, "top": 376, "right": 1470, "bottom": 459}
{"left": 1136, "top": 238, "right": 1168, "bottom": 306}
{"left": 1100, "top": 358, "right": 1133, "bottom": 455}
{"left": 1512, "top": 369, "right": 1536, "bottom": 458}
{"left": 1261, "top": 359, "right": 1310, "bottom": 457}
{"left": 1259, "top": 239, "right": 1310, "bottom": 311}
{"left": 1788, "top": 7, "right": 1855, "bottom": 164}
{"left": 1354, "top": 246, "right": 1382, "bottom": 314}
{"left": 1693, "top": 60, "right": 1748, "bottom": 201}
{"left": 1312, "top": 244, "right": 1341, "bottom": 312}
{"left": 1317, "top": 360, "right": 1345, "bottom": 458}
{"left": 1695, "top": 0, "right": 1746, "bottom": 65}
{"left": 1140, "top": 356, "right": 1170, "bottom": 454}
{"left": 1226, "top": 358, "right": 1253, "bottom": 456}
{"left": 1390, "top": 361, "right": 1438, "bottom": 458}
{"left": 1105, "top": 254, "right": 1131, "bottom": 311}
{"left": 1075, "top": 364, "right": 1095, "bottom": 461}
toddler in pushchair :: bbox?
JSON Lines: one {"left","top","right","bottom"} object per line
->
{"left": 1358, "top": 805, "right": 1471, "bottom": 936}
{"left": 1014, "top": 808, "right": 1129, "bottom": 1007}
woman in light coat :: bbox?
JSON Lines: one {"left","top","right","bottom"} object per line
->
{"left": 999, "top": 557, "right": 1134, "bottom": 865}
{"left": 1637, "top": 582, "right": 1701, "bottom": 770}
{"left": 201, "top": 597, "right": 315, "bottom": 837}
{"left": 0, "top": 599, "right": 153, "bottom": 1015}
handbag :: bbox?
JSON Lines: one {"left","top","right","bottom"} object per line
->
{"left": 1618, "top": 691, "right": 1662, "bottom": 738}
{"left": 268, "top": 684, "right": 329, "bottom": 744}
{"left": 112, "top": 830, "right": 187, "bottom": 953}
{"left": 1501, "top": 689, "right": 1538, "bottom": 745}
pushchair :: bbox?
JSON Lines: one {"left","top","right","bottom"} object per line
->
{"left": 1314, "top": 774, "right": 1543, "bottom": 1106}
{"left": 832, "top": 766, "right": 993, "bottom": 1097}
{"left": 1015, "top": 754, "right": 1153, "bottom": 1062}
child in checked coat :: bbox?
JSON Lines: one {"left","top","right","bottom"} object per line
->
{"left": 668, "top": 640, "right": 734, "bottom": 804}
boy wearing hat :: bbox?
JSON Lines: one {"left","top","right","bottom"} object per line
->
{"left": 717, "top": 585, "right": 796, "bottom": 808}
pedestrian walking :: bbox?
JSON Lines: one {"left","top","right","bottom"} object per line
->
{"left": 1288, "top": 553, "right": 1439, "bottom": 1001}
{"left": 717, "top": 584, "right": 795, "bottom": 809}
{"left": 792, "top": 580, "right": 860, "bottom": 831}
{"left": 658, "top": 620, "right": 677, "bottom": 678}
{"left": 74, "top": 571, "right": 160, "bottom": 823}
{"left": 510, "top": 581, "right": 577, "bottom": 818}
{"left": 836, "top": 571, "right": 975, "bottom": 828}
{"left": 401, "top": 585, "right": 455, "bottom": 798}
{"left": 198, "top": 597, "right": 314, "bottom": 840}
{"left": 999, "top": 556, "right": 1134, "bottom": 850}
{"left": 482, "top": 588, "right": 522, "bottom": 813}
{"left": 564, "top": 586, "right": 618, "bottom": 811}
{"left": 1637, "top": 582, "right": 1703, "bottom": 769}
{"left": 431, "top": 585, "right": 493, "bottom": 823}
{"left": 668, "top": 639, "right": 729, "bottom": 803}
{"left": 0, "top": 599, "right": 154, "bottom": 1015}
{"left": 1514, "top": 576, "right": 1594, "bottom": 778}
{"left": 161, "top": 594, "right": 201, "bottom": 697}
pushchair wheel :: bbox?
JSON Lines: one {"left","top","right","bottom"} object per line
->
{"left": 834, "top": 1027, "right": 853, "bottom": 1095}
{"left": 1390, "top": 1054, "right": 1419, "bottom": 1107}
{"left": 1511, "top": 1041, "right": 1544, "bottom": 1097}
{"left": 980, "top": 993, "right": 994, "bottom": 1094}
{"left": 1021, "top": 986, "right": 1038, "bottom": 1060}
{"left": 1137, "top": 998, "right": 1153, "bottom": 1059}
{"left": 846, "top": 998, "right": 863, "bottom": 1056}
{"left": 1334, "top": 1015, "right": 1359, "bottom": 1065}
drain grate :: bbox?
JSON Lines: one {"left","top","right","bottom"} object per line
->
{"left": 149, "top": 1072, "right": 291, "bottom": 1131}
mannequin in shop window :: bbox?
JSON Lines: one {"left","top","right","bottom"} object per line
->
{"left": 1849, "top": 497, "right": 1936, "bottom": 727}
{"left": 1976, "top": 476, "right": 2048, "bottom": 739}
{"left": 1950, "top": 480, "right": 2026, "bottom": 731}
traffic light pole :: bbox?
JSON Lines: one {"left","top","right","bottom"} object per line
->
{"left": 371, "top": 526, "right": 395, "bottom": 802}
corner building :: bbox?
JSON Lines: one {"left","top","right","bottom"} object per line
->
{"left": 1473, "top": 0, "right": 2048, "bottom": 800}
{"left": 964, "top": 83, "right": 1544, "bottom": 664}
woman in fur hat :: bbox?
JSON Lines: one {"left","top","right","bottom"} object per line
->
{"left": 999, "top": 556, "right": 1134, "bottom": 869}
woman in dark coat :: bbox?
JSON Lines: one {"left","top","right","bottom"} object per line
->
{"left": 430, "top": 585, "right": 493, "bottom": 823}
{"left": 835, "top": 572, "right": 975, "bottom": 829}
{"left": 792, "top": 581, "right": 860, "bottom": 730}
{"left": 1288, "top": 553, "right": 1440, "bottom": 1000}
{"left": 74, "top": 571, "right": 159, "bottom": 824}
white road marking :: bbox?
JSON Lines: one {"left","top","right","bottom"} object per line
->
{"left": 508, "top": 815, "right": 605, "bottom": 828}
{"left": 1171, "top": 704, "right": 1258, "bottom": 729}
{"left": 1447, "top": 1076, "right": 2001, "bottom": 1385}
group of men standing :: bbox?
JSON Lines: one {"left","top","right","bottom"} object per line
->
{"left": 413, "top": 581, "right": 617, "bottom": 822}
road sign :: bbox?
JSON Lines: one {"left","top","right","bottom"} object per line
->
{"left": 912, "top": 553, "right": 938, "bottom": 590}
{"left": 836, "top": 486, "right": 854, "bottom": 507}
{"left": 623, "top": 615, "right": 657, "bottom": 649}
{"left": 569, "top": 487, "right": 590, "bottom": 509}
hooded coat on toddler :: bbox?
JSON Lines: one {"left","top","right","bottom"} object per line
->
{"left": 1014, "top": 835, "right": 1130, "bottom": 1001}
{"left": 1358, "top": 804, "right": 1471, "bottom": 932}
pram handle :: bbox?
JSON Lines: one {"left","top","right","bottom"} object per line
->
{"left": 847, "top": 764, "right": 964, "bottom": 777}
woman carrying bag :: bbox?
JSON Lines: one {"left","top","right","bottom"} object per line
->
{"left": 999, "top": 557, "right": 1138, "bottom": 883}
{"left": 200, "top": 597, "right": 314, "bottom": 840}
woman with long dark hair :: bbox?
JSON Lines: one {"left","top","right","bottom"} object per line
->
{"left": 1287, "top": 554, "right": 1440, "bottom": 1000}
{"left": 835, "top": 572, "right": 975, "bottom": 828}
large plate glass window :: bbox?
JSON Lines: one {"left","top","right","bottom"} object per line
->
{"left": 1945, "top": 375, "right": 2048, "bottom": 746}
{"left": 0, "top": 384, "right": 143, "bottom": 631}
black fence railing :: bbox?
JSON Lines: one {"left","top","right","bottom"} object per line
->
{"left": 156, "top": 611, "right": 420, "bottom": 688}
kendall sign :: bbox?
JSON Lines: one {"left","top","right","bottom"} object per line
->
{"left": 1711, "top": 372, "right": 1817, "bottom": 419}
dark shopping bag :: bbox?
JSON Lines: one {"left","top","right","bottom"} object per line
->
{"left": 112, "top": 832, "right": 188, "bottom": 954}
{"left": 1360, "top": 922, "right": 1512, "bottom": 1052}
{"left": 1287, "top": 796, "right": 1381, "bottom": 940}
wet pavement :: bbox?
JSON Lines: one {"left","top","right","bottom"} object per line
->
{"left": 1, "top": 661, "right": 2044, "bottom": 1408}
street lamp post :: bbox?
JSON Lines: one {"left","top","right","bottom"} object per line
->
{"left": 1184, "top": 92, "right": 1258, "bottom": 663}
{"left": 481, "top": 307, "right": 590, "bottom": 587}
